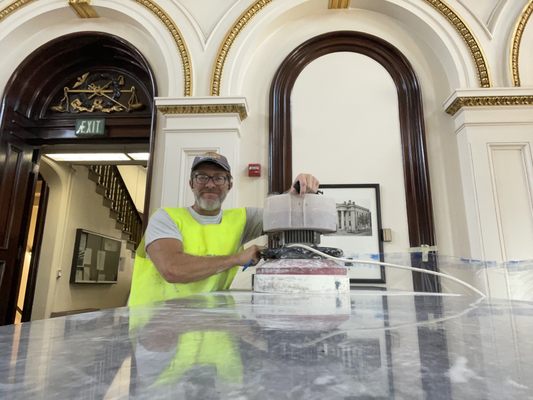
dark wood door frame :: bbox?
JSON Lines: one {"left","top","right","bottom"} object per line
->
{"left": 0, "top": 139, "right": 38, "bottom": 324}
{"left": 0, "top": 32, "right": 157, "bottom": 325}
{"left": 269, "top": 30, "right": 435, "bottom": 247}
{"left": 268, "top": 31, "right": 436, "bottom": 290}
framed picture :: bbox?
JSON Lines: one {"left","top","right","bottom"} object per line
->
{"left": 319, "top": 184, "right": 385, "bottom": 283}
{"left": 69, "top": 229, "right": 121, "bottom": 284}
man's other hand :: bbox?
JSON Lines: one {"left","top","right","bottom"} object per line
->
{"left": 289, "top": 173, "right": 320, "bottom": 195}
{"left": 235, "top": 245, "right": 263, "bottom": 266}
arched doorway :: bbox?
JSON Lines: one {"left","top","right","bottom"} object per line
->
{"left": 269, "top": 31, "right": 437, "bottom": 291}
{"left": 0, "top": 32, "right": 157, "bottom": 325}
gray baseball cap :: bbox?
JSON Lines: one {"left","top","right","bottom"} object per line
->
{"left": 191, "top": 152, "right": 231, "bottom": 173}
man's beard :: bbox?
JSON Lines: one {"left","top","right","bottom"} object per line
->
{"left": 194, "top": 191, "right": 227, "bottom": 211}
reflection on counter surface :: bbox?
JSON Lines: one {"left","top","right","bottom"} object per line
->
{"left": 2, "top": 288, "right": 533, "bottom": 399}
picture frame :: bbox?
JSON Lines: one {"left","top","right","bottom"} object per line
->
{"left": 69, "top": 229, "right": 121, "bottom": 284}
{"left": 319, "top": 184, "right": 385, "bottom": 283}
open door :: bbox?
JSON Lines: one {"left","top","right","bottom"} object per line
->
{"left": 0, "top": 136, "right": 39, "bottom": 325}
{"left": 17, "top": 176, "right": 49, "bottom": 323}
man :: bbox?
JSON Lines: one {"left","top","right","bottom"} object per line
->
{"left": 129, "top": 152, "right": 319, "bottom": 305}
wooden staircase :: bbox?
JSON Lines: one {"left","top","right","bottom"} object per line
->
{"left": 87, "top": 165, "right": 143, "bottom": 251}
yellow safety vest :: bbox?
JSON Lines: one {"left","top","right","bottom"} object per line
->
{"left": 153, "top": 331, "right": 243, "bottom": 387}
{"left": 130, "top": 295, "right": 243, "bottom": 388}
{"left": 129, "top": 207, "right": 246, "bottom": 306}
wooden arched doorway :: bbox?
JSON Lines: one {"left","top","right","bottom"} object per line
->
{"left": 269, "top": 31, "right": 437, "bottom": 291}
{"left": 0, "top": 32, "right": 157, "bottom": 325}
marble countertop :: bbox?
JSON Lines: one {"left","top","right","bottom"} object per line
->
{"left": 1, "top": 290, "right": 533, "bottom": 399}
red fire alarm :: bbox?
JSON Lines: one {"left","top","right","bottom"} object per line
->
{"left": 248, "top": 163, "right": 261, "bottom": 177}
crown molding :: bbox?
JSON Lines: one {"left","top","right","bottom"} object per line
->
{"left": 155, "top": 97, "right": 248, "bottom": 120}
{"left": 444, "top": 89, "right": 533, "bottom": 115}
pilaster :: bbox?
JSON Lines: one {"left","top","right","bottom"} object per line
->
{"left": 444, "top": 89, "right": 533, "bottom": 261}
{"left": 153, "top": 96, "right": 248, "bottom": 209}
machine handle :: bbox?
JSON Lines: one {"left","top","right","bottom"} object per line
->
{"left": 292, "top": 180, "right": 323, "bottom": 195}
{"left": 293, "top": 181, "right": 301, "bottom": 194}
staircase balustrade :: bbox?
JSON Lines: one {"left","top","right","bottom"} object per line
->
{"left": 87, "top": 165, "right": 143, "bottom": 251}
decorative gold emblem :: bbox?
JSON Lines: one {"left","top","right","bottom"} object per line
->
{"left": 50, "top": 72, "right": 144, "bottom": 113}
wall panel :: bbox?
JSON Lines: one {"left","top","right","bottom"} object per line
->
{"left": 489, "top": 143, "right": 533, "bottom": 260}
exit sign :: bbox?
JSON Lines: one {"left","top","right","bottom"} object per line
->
{"left": 75, "top": 119, "right": 105, "bottom": 136}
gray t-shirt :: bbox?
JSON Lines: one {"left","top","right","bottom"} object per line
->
{"left": 144, "top": 207, "right": 263, "bottom": 250}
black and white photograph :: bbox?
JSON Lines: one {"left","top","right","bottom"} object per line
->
{"left": 319, "top": 184, "right": 385, "bottom": 283}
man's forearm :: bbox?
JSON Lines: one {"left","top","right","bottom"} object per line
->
{"left": 146, "top": 239, "right": 259, "bottom": 284}
{"left": 158, "top": 252, "right": 240, "bottom": 283}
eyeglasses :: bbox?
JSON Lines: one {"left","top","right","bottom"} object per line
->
{"left": 193, "top": 173, "right": 230, "bottom": 186}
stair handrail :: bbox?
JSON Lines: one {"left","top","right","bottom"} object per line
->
{"left": 88, "top": 165, "right": 143, "bottom": 249}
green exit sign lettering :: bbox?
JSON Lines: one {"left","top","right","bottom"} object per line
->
{"left": 75, "top": 119, "right": 105, "bottom": 136}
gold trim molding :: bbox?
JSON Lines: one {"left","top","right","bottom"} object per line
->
{"left": 69, "top": 0, "right": 98, "bottom": 18}
{"left": 510, "top": 1, "right": 533, "bottom": 87}
{"left": 328, "top": 0, "right": 349, "bottom": 9}
{"left": 424, "top": 0, "right": 491, "bottom": 88}
{"left": 211, "top": 0, "right": 272, "bottom": 96}
{"left": 157, "top": 104, "right": 248, "bottom": 120}
{"left": 135, "top": 0, "right": 192, "bottom": 96}
{"left": 445, "top": 95, "right": 533, "bottom": 115}
{"left": 0, "top": 0, "right": 35, "bottom": 22}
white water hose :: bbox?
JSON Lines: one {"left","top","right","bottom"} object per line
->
{"left": 285, "top": 243, "right": 486, "bottom": 298}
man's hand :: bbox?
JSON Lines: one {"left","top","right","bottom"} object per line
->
{"left": 289, "top": 173, "right": 320, "bottom": 195}
{"left": 234, "top": 244, "right": 263, "bottom": 267}
{"left": 147, "top": 239, "right": 262, "bottom": 283}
